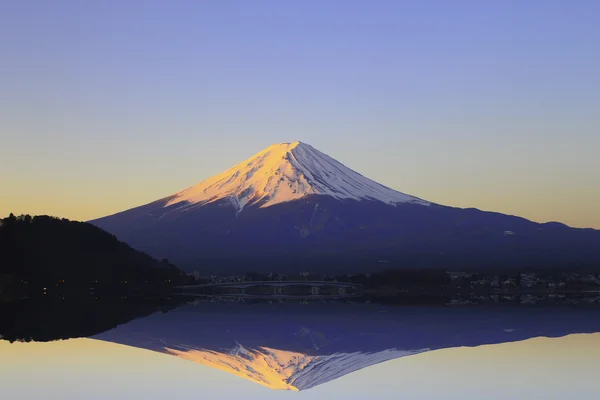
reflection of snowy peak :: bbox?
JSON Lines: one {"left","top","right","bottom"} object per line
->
{"left": 165, "top": 344, "right": 314, "bottom": 391}
{"left": 165, "top": 141, "right": 428, "bottom": 214}
{"left": 165, "top": 343, "right": 427, "bottom": 391}
{"left": 92, "top": 303, "right": 600, "bottom": 392}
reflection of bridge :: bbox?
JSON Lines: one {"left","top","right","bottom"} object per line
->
{"left": 176, "top": 281, "right": 362, "bottom": 298}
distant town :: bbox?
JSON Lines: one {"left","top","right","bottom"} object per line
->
{"left": 178, "top": 268, "right": 600, "bottom": 308}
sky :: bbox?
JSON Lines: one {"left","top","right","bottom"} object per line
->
{"left": 1, "top": 1, "right": 599, "bottom": 228}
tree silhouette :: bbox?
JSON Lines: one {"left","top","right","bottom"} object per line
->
{"left": 0, "top": 214, "right": 194, "bottom": 291}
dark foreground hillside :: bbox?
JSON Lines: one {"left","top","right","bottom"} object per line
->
{"left": 0, "top": 214, "right": 193, "bottom": 299}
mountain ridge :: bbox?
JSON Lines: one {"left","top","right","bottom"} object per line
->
{"left": 91, "top": 142, "right": 600, "bottom": 273}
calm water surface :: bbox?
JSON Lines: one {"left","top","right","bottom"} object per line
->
{"left": 1, "top": 299, "right": 600, "bottom": 399}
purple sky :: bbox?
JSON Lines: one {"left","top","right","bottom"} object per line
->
{"left": 1, "top": 1, "right": 599, "bottom": 227}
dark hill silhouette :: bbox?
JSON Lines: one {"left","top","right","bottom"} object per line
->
{"left": 0, "top": 214, "right": 193, "bottom": 293}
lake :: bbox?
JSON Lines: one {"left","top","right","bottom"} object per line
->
{"left": 1, "top": 298, "right": 600, "bottom": 399}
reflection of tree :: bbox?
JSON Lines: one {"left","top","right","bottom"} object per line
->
{"left": 0, "top": 273, "right": 18, "bottom": 303}
{"left": 0, "top": 297, "right": 185, "bottom": 343}
{"left": 346, "top": 270, "right": 451, "bottom": 288}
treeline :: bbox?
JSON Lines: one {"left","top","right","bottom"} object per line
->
{"left": 343, "top": 270, "right": 451, "bottom": 288}
{"left": 0, "top": 214, "right": 194, "bottom": 293}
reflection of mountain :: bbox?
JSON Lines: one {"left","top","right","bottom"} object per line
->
{"left": 165, "top": 343, "right": 424, "bottom": 391}
{"left": 93, "top": 303, "right": 600, "bottom": 391}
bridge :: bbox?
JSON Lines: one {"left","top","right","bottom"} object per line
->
{"left": 176, "top": 281, "right": 362, "bottom": 298}
{"left": 176, "top": 281, "right": 361, "bottom": 289}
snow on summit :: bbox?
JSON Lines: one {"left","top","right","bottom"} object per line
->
{"left": 164, "top": 343, "right": 428, "bottom": 391}
{"left": 165, "top": 141, "right": 428, "bottom": 213}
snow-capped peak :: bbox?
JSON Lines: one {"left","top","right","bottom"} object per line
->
{"left": 165, "top": 141, "right": 428, "bottom": 213}
{"left": 164, "top": 343, "right": 429, "bottom": 391}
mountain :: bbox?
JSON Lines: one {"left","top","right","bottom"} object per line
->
{"left": 159, "top": 141, "right": 429, "bottom": 214}
{"left": 91, "top": 142, "right": 600, "bottom": 273}
{"left": 92, "top": 302, "right": 600, "bottom": 391}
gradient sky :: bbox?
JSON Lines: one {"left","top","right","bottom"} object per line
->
{"left": 1, "top": 1, "right": 599, "bottom": 227}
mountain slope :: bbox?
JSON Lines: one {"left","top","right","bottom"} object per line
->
{"left": 91, "top": 142, "right": 600, "bottom": 272}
